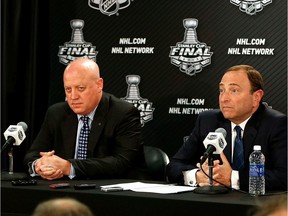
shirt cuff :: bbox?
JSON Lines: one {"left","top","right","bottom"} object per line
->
{"left": 182, "top": 169, "right": 199, "bottom": 186}
{"left": 28, "top": 160, "right": 39, "bottom": 177}
{"left": 231, "top": 170, "right": 240, "bottom": 189}
{"left": 68, "top": 164, "right": 76, "bottom": 179}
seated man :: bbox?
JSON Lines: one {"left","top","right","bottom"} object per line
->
{"left": 166, "top": 65, "right": 287, "bottom": 191}
{"left": 24, "top": 58, "right": 145, "bottom": 180}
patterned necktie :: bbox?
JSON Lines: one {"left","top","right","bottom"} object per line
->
{"left": 77, "top": 116, "right": 90, "bottom": 160}
{"left": 232, "top": 125, "right": 244, "bottom": 170}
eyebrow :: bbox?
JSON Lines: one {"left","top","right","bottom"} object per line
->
{"left": 219, "top": 82, "right": 240, "bottom": 87}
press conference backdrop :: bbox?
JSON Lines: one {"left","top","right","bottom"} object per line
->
{"left": 47, "top": 0, "right": 287, "bottom": 157}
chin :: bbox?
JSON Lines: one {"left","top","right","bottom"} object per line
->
{"left": 72, "top": 108, "right": 83, "bottom": 114}
{"left": 222, "top": 112, "right": 234, "bottom": 119}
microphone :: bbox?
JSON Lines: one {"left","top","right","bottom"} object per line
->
{"left": 1, "top": 122, "right": 28, "bottom": 153}
{"left": 200, "top": 128, "right": 227, "bottom": 165}
{"left": 194, "top": 128, "right": 229, "bottom": 194}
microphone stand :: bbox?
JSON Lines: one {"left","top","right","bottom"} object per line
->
{"left": 1, "top": 147, "right": 28, "bottom": 181}
{"left": 194, "top": 154, "right": 229, "bottom": 194}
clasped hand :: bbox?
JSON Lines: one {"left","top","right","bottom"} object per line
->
{"left": 196, "top": 153, "right": 232, "bottom": 187}
{"left": 34, "top": 150, "right": 70, "bottom": 180}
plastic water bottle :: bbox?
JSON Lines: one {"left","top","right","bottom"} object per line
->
{"left": 249, "top": 145, "right": 265, "bottom": 196}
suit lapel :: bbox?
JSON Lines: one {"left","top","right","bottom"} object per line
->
{"left": 87, "top": 93, "right": 109, "bottom": 156}
{"left": 62, "top": 109, "right": 78, "bottom": 157}
{"left": 220, "top": 120, "right": 232, "bottom": 163}
{"left": 242, "top": 104, "right": 264, "bottom": 165}
{"left": 243, "top": 118, "right": 258, "bottom": 162}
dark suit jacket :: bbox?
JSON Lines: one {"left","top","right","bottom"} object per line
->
{"left": 24, "top": 92, "right": 145, "bottom": 179}
{"left": 166, "top": 103, "right": 287, "bottom": 191}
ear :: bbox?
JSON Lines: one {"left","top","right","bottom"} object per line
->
{"left": 253, "top": 89, "right": 264, "bottom": 105}
{"left": 97, "top": 78, "right": 104, "bottom": 90}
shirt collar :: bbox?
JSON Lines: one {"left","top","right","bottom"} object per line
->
{"left": 231, "top": 116, "right": 251, "bottom": 131}
{"left": 77, "top": 107, "right": 97, "bottom": 121}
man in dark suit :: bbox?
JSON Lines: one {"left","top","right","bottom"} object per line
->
{"left": 166, "top": 65, "right": 287, "bottom": 191}
{"left": 24, "top": 58, "right": 145, "bottom": 180}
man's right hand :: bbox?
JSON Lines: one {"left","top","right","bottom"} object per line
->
{"left": 35, "top": 150, "right": 65, "bottom": 180}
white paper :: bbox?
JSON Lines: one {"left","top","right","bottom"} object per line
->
{"left": 100, "top": 182, "right": 195, "bottom": 194}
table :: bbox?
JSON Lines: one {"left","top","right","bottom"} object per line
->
{"left": 0, "top": 178, "right": 274, "bottom": 216}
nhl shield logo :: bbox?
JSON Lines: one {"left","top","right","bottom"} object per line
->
{"left": 88, "top": 0, "right": 131, "bottom": 16}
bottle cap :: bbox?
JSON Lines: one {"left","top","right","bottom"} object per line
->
{"left": 254, "top": 145, "right": 261, "bottom": 151}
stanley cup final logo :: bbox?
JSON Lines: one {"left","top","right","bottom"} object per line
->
{"left": 169, "top": 18, "right": 213, "bottom": 76}
{"left": 230, "top": 0, "right": 272, "bottom": 15}
{"left": 58, "top": 19, "right": 98, "bottom": 65}
{"left": 121, "top": 75, "right": 154, "bottom": 126}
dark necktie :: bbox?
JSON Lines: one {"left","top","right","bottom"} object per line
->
{"left": 77, "top": 116, "right": 90, "bottom": 160}
{"left": 232, "top": 125, "right": 244, "bottom": 170}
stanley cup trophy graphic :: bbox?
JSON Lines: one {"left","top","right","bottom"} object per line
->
{"left": 58, "top": 19, "right": 97, "bottom": 65}
{"left": 122, "top": 75, "right": 154, "bottom": 127}
{"left": 183, "top": 19, "right": 199, "bottom": 44}
{"left": 180, "top": 18, "right": 202, "bottom": 74}
{"left": 70, "top": 19, "right": 86, "bottom": 44}
{"left": 125, "top": 75, "right": 141, "bottom": 100}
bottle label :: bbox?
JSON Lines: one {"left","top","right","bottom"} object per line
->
{"left": 249, "top": 164, "right": 264, "bottom": 177}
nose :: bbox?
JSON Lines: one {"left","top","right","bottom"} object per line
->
{"left": 70, "top": 89, "right": 79, "bottom": 100}
{"left": 219, "top": 91, "right": 230, "bottom": 103}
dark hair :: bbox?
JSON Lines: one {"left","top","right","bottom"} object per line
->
{"left": 224, "top": 65, "right": 264, "bottom": 94}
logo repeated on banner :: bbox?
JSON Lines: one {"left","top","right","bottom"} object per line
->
{"left": 88, "top": 0, "right": 131, "bottom": 16}
{"left": 121, "top": 75, "right": 154, "bottom": 127}
{"left": 169, "top": 18, "right": 213, "bottom": 76}
{"left": 58, "top": 19, "right": 98, "bottom": 65}
{"left": 111, "top": 38, "right": 154, "bottom": 54}
{"left": 230, "top": 0, "right": 272, "bottom": 15}
{"left": 227, "top": 38, "right": 275, "bottom": 55}
{"left": 168, "top": 98, "right": 213, "bottom": 115}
